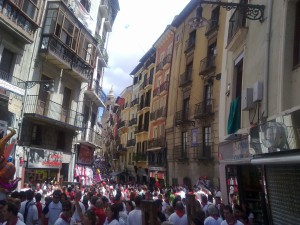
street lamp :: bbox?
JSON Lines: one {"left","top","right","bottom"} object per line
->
{"left": 17, "top": 80, "right": 55, "bottom": 142}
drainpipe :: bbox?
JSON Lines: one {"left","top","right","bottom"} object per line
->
{"left": 262, "top": 0, "right": 273, "bottom": 121}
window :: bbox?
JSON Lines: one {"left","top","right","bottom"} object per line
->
{"left": 22, "top": 0, "right": 39, "bottom": 21}
{"left": 56, "top": 131, "right": 65, "bottom": 149}
{"left": 293, "top": 1, "right": 300, "bottom": 67}
{"left": 31, "top": 124, "right": 42, "bottom": 145}
{"left": 0, "top": 48, "right": 14, "bottom": 77}
{"left": 204, "top": 84, "right": 213, "bottom": 110}
{"left": 209, "top": 7, "right": 220, "bottom": 31}
{"left": 182, "top": 131, "right": 188, "bottom": 153}
{"left": 183, "top": 98, "right": 190, "bottom": 120}
{"left": 203, "top": 126, "right": 212, "bottom": 157}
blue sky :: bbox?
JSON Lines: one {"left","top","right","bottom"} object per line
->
{"left": 102, "top": 0, "right": 191, "bottom": 97}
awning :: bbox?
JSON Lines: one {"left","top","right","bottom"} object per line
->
{"left": 110, "top": 171, "right": 122, "bottom": 176}
{"left": 251, "top": 154, "right": 300, "bottom": 165}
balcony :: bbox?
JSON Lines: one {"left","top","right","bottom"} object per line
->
{"left": 153, "top": 86, "right": 160, "bottom": 98}
{"left": 162, "top": 54, "right": 172, "bottom": 68}
{"left": 0, "top": 69, "right": 26, "bottom": 95}
{"left": 194, "top": 100, "right": 215, "bottom": 119}
{"left": 156, "top": 61, "right": 164, "bottom": 72}
{"left": 80, "top": 128, "right": 102, "bottom": 147}
{"left": 0, "top": 0, "right": 40, "bottom": 44}
{"left": 160, "top": 81, "right": 169, "bottom": 94}
{"left": 179, "top": 70, "right": 192, "bottom": 87}
{"left": 130, "top": 98, "right": 139, "bottom": 107}
{"left": 117, "top": 144, "right": 127, "bottom": 152}
{"left": 133, "top": 152, "right": 147, "bottom": 162}
{"left": 97, "top": 46, "right": 109, "bottom": 67}
{"left": 85, "top": 79, "right": 106, "bottom": 107}
{"left": 127, "top": 139, "right": 136, "bottom": 147}
{"left": 129, "top": 118, "right": 137, "bottom": 126}
{"left": 148, "top": 138, "right": 166, "bottom": 150}
{"left": 99, "top": 0, "right": 109, "bottom": 18}
{"left": 175, "top": 109, "right": 194, "bottom": 126}
{"left": 135, "top": 125, "right": 148, "bottom": 134}
{"left": 199, "top": 56, "right": 216, "bottom": 76}
{"left": 40, "top": 36, "right": 93, "bottom": 82}
{"left": 173, "top": 145, "right": 189, "bottom": 161}
{"left": 117, "top": 120, "right": 128, "bottom": 130}
{"left": 191, "top": 143, "right": 213, "bottom": 160}
{"left": 148, "top": 149, "right": 166, "bottom": 167}
{"left": 24, "top": 95, "right": 83, "bottom": 130}
{"left": 227, "top": 8, "right": 247, "bottom": 51}
{"left": 184, "top": 37, "right": 196, "bottom": 53}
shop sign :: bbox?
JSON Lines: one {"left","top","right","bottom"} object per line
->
{"left": 77, "top": 144, "right": 94, "bottom": 165}
{"left": 150, "top": 171, "right": 165, "bottom": 179}
{"left": 27, "top": 148, "right": 62, "bottom": 169}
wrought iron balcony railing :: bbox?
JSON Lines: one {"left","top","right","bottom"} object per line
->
{"left": 87, "top": 79, "right": 106, "bottom": 104}
{"left": 175, "top": 109, "right": 190, "bottom": 125}
{"left": 194, "top": 99, "right": 215, "bottom": 119}
{"left": 148, "top": 149, "right": 166, "bottom": 167}
{"left": 173, "top": 145, "right": 189, "bottom": 160}
{"left": 199, "top": 56, "right": 216, "bottom": 75}
{"left": 81, "top": 128, "right": 102, "bottom": 147}
{"left": 153, "top": 86, "right": 160, "bottom": 98}
{"left": 117, "top": 120, "right": 128, "bottom": 129}
{"left": 130, "top": 98, "right": 139, "bottom": 107}
{"left": 0, "top": 69, "right": 25, "bottom": 89}
{"left": 228, "top": 8, "right": 247, "bottom": 45}
{"left": 179, "top": 70, "right": 192, "bottom": 87}
{"left": 162, "top": 54, "right": 172, "bottom": 67}
{"left": 191, "top": 143, "right": 213, "bottom": 160}
{"left": 160, "top": 81, "right": 169, "bottom": 93}
{"left": 133, "top": 152, "right": 147, "bottom": 162}
{"left": 40, "top": 36, "right": 93, "bottom": 81}
{"left": 24, "top": 95, "right": 83, "bottom": 128}
{"left": 185, "top": 37, "right": 196, "bottom": 53}
{"left": 148, "top": 137, "right": 166, "bottom": 149}
{"left": 117, "top": 144, "right": 127, "bottom": 152}
{"left": 127, "top": 139, "right": 136, "bottom": 147}
{"left": 129, "top": 118, "right": 137, "bottom": 126}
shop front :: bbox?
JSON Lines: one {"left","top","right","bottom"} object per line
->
{"left": 74, "top": 144, "right": 94, "bottom": 186}
{"left": 149, "top": 167, "right": 166, "bottom": 189}
{"left": 25, "top": 148, "right": 65, "bottom": 185}
{"left": 249, "top": 109, "right": 300, "bottom": 225}
{"left": 219, "top": 137, "right": 269, "bottom": 225}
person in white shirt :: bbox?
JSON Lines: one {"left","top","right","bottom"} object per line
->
{"left": 54, "top": 200, "right": 75, "bottom": 225}
{"left": 19, "top": 190, "right": 39, "bottom": 225}
{"left": 168, "top": 201, "right": 188, "bottom": 225}
{"left": 46, "top": 190, "right": 62, "bottom": 225}
{"left": 220, "top": 206, "right": 243, "bottom": 225}
{"left": 127, "top": 195, "right": 142, "bottom": 225}
{"left": 3, "top": 201, "right": 26, "bottom": 225}
{"left": 204, "top": 205, "right": 223, "bottom": 225}
{"left": 103, "top": 204, "right": 120, "bottom": 225}
{"left": 72, "top": 191, "right": 86, "bottom": 224}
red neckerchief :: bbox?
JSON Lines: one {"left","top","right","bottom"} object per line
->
{"left": 175, "top": 210, "right": 185, "bottom": 218}
{"left": 6, "top": 217, "right": 18, "bottom": 225}
{"left": 60, "top": 213, "right": 71, "bottom": 223}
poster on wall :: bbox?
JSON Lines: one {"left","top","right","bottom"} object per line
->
{"left": 191, "top": 128, "right": 198, "bottom": 147}
{"left": 28, "top": 148, "right": 62, "bottom": 169}
{"left": 77, "top": 144, "right": 94, "bottom": 165}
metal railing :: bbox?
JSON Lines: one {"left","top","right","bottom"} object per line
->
{"left": 127, "top": 139, "right": 136, "bottom": 147}
{"left": 199, "top": 56, "right": 216, "bottom": 75}
{"left": 133, "top": 152, "right": 147, "bottom": 161}
{"left": 88, "top": 79, "right": 106, "bottom": 103}
{"left": 24, "top": 95, "right": 84, "bottom": 128}
{"left": 40, "top": 36, "right": 92, "bottom": 80}
{"left": 0, "top": 69, "right": 26, "bottom": 89}
{"left": 173, "top": 145, "right": 189, "bottom": 160}
{"left": 130, "top": 98, "right": 139, "bottom": 107}
{"left": 179, "top": 70, "right": 192, "bottom": 87}
{"left": 175, "top": 109, "right": 190, "bottom": 125}
{"left": 191, "top": 143, "right": 213, "bottom": 159}
{"left": 148, "top": 137, "right": 166, "bottom": 149}
{"left": 81, "top": 128, "right": 102, "bottom": 147}
{"left": 228, "top": 8, "right": 246, "bottom": 44}
{"left": 194, "top": 99, "right": 215, "bottom": 119}
{"left": 129, "top": 118, "right": 137, "bottom": 126}
{"left": 185, "top": 37, "right": 196, "bottom": 53}
{"left": 160, "top": 81, "right": 169, "bottom": 93}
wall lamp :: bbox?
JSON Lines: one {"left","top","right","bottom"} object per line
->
{"left": 201, "top": 1, "right": 265, "bottom": 22}
{"left": 188, "top": 0, "right": 265, "bottom": 29}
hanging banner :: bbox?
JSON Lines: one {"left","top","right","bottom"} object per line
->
{"left": 28, "top": 148, "right": 62, "bottom": 169}
{"left": 77, "top": 144, "right": 94, "bottom": 165}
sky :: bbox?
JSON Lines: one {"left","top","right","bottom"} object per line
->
{"left": 102, "top": 0, "right": 191, "bottom": 97}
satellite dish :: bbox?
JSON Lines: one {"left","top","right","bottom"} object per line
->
{"left": 260, "top": 122, "right": 287, "bottom": 148}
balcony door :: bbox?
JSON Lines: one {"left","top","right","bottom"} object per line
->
{"left": 204, "top": 84, "right": 213, "bottom": 113}
{"left": 181, "top": 131, "right": 188, "bottom": 158}
{"left": 37, "top": 75, "right": 50, "bottom": 115}
{"left": 183, "top": 97, "right": 189, "bottom": 120}
{"left": 203, "top": 126, "right": 212, "bottom": 157}
{"left": 0, "top": 48, "right": 14, "bottom": 81}
{"left": 61, "top": 87, "right": 71, "bottom": 122}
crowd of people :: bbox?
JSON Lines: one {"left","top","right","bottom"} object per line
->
{"left": 0, "top": 180, "right": 255, "bottom": 225}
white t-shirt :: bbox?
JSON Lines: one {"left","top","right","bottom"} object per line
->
{"left": 47, "top": 201, "right": 62, "bottom": 225}
{"left": 127, "top": 209, "right": 142, "bottom": 225}
{"left": 3, "top": 219, "right": 26, "bottom": 225}
{"left": 72, "top": 202, "right": 86, "bottom": 222}
{"left": 54, "top": 217, "right": 76, "bottom": 225}
{"left": 18, "top": 212, "right": 24, "bottom": 222}
{"left": 204, "top": 216, "right": 223, "bottom": 225}
{"left": 103, "top": 219, "right": 120, "bottom": 225}
{"left": 20, "top": 200, "right": 38, "bottom": 225}
{"left": 168, "top": 212, "right": 188, "bottom": 225}
{"left": 220, "top": 220, "right": 244, "bottom": 225}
